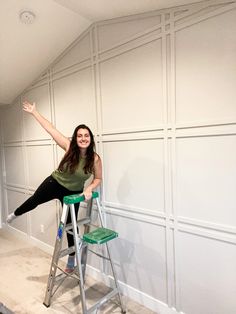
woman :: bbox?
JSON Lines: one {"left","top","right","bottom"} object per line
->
{"left": 6, "top": 100, "right": 102, "bottom": 272}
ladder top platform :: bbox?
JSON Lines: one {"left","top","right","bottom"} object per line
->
{"left": 63, "top": 191, "right": 99, "bottom": 204}
{"left": 83, "top": 227, "right": 118, "bottom": 244}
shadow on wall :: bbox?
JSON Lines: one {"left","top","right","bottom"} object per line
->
{"left": 111, "top": 219, "right": 166, "bottom": 300}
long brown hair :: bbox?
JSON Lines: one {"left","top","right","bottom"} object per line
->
{"left": 58, "top": 124, "right": 95, "bottom": 174}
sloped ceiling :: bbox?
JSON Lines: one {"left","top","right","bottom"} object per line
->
{"left": 0, "top": 0, "right": 203, "bottom": 105}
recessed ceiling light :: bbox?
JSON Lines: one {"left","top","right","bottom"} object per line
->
{"left": 19, "top": 11, "right": 36, "bottom": 24}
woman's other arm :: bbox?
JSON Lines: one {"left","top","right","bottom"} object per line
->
{"left": 83, "top": 154, "right": 102, "bottom": 200}
{"left": 23, "top": 100, "right": 70, "bottom": 151}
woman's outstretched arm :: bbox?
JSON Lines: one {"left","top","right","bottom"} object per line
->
{"left": 23, "top": 100, "right": 70, "bottom": 151}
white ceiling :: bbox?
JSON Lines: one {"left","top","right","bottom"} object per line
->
{"left": 0, "top": 0, "right": 203, "bottom": 105}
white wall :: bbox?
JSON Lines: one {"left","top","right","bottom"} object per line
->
{"left": 0, "top": 111, "right": 3, "bottom": 226}
{"left": 1, "top": 1, "right": 236, "bottom": 313}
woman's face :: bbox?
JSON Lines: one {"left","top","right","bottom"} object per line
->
{"left": 76, "top": 128, "right": 91, "bottom": 150}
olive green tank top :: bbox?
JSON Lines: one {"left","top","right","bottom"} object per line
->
{"left": 52, "top": 157, "right": 92, "bottom": 191}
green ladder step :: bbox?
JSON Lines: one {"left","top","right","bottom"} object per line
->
{"left": 63, "top": 191, "right": 99, "bottom": 204}
{"left": 83, "top": 227, "right": 118, "bottom": 244}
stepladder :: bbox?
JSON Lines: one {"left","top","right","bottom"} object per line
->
{"left": 43, "top": 191, "right": 126, "bottom": 314}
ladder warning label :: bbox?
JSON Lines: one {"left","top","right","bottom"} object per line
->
{"left": 57, "top": 222, "right": 64, "bottom": 240}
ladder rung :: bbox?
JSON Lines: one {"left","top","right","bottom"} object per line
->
{"left": 88, "top": 248, "right": 110, "bottom": 261}
{"left": 87, "top": 288, "right": 119, "bottom": 314}
{"left": 59, "top": 242, "right": 87, "bottom": 259}
{"left": 54, "top": 270, "right": 80, "bottom": 283}
{"left": 65, "top": 217, "right": 91, "bottom": 232}
{"left": 59, "top": 246, "right": 75, "bottom": 258}
{"left": 54, "top": 272, "right": 68, "bottom": 283}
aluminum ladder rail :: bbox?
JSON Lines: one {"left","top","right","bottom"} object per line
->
{"left": 43, "top": 191, "right": 126, "bottom": 313}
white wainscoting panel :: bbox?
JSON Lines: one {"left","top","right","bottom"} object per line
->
{"left": 7, "top": 190, "right": 27, "bottom": 232}
{"left": 53, "top": 32, "right": 91, "bottom": 72}
{"left": 176, "top": 135, "right": 236, "bottom": 226}
{"left": 103, "top": 139, "right": 165, "bottom": 213}
{"left": 100, "top": 40, "right": 164, "bottom": 133}
{"left": 2, "top": 102, "right": 22, "bottom": 143}
{"left": 26, "top": 145, "right": 54, "bottom": 189}
{"left": 23, "top": 84, "right": 51, "bottom": 141}
{"left": 178, "top": 231, "right": 236, "bottom": 314}
{"left": 175, "top": 9, "right": 236, "bottom": 124}
{"left": 4, "top": 146, "right": 25, "bottom": 187}
{"left": 30, "top": 200, "right": 58, "bottom": 247}
{"left": 53, "top": 68, "right": 96, "bottom": 136}
{"left": 97, "top": 14, "right": 161, "bottom": 52}
{"left": 106, "top": 212, "right": 167, "bottom": 304}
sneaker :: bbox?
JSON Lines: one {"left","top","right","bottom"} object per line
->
{"left": 64, "top": 267, "right": 75, "bottom": 273}
{"left": 6, "top": 213, "right": 17, "bottom": 224}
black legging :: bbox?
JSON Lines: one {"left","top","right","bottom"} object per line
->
{"left": 15, "top": 175, "right": 82, "bottom": 255}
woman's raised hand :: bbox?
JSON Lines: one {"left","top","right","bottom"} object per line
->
{"left": 22, "top": 100, "right": 36, "bottom": 114}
